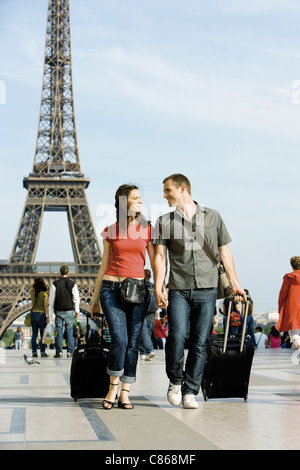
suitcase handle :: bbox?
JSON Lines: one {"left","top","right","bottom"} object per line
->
{"left": 84, "top": 313, "right": 105, "bottom": 347}
{"left": 223, "top": 295, "right": 252, "bottom": 353}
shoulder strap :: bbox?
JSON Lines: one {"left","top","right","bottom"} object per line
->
{"left": 173, "top": 209, "right": 220, "bottom": 267}
{"left": 256, "top": 332, "right": 263, "bottom": 346}
{"left": 110, "top": 227, "right": 121, "bottom": 282}
{"left": 201, "top": 237, "right": 220, "bottom": 266}
{"left": 193, "top": 227, "right": 220, "bottom": 267}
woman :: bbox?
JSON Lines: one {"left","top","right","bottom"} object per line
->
{"left": 30, "top": 277, "right": 50, "bottom": 357}
{"left": 277, "top": 256, "right": 300, "bottom": 349}
{"left": 90, "top": 184, "right": 154, "bottom": 410}
{"left": 268, "top": 326, "right": 281, "bottom": 348}
{"left": 14, "top": 327, "right": 23, "bottom": 350}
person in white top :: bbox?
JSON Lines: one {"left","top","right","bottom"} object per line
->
{"left": 254, "top": 326, "right": 268, "bottom": 349}
{"left": 49, "top": 265, "right": 80, "bottom": 358}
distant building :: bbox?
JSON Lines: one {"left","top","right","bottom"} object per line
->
{"left": 253, "top": 310, "right": 279, "bottom": 326}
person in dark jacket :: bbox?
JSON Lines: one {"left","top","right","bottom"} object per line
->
{"left": 49, "top": 265, "right": 80, "bottom": 358}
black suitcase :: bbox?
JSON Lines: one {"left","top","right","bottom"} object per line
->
{"left": 70, "top": 314, "right": 110, "bottom": 401}
{"left": 201, "top": 296, "right": 254, "bottom": 402}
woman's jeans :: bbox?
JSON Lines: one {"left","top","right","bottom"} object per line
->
{"left": 15, "top": 340, "right": 22, "bottom": 350}
{"left": 100, "top": 280, "right": 149, "bottom": 383}
{"left": 55, "top": 310, "right": 75, "bottom": 354}
{"left": 31, "top": 311, "right": 47, "bottom": 354}
{"left": 166, "top": 288, "right": 217, "bottom": 397}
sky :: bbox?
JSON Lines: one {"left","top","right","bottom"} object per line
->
{"left": 1, "top": 0, "right": 300, "bottom": 313}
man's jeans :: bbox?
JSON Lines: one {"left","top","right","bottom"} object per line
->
{"left": 247, "top": 314, "right": 257, "bottom": 347}
{"left": 100, "top": 280, "right": 149, "bottom": 383}
{"left": 140, "top": 313, "right": 155, "bottom": 355}
{"left": 55, "top": 310, "right": 75, "bottom": 354}
{"left": 166, "top": 288, "right": 217, "bottom": 397}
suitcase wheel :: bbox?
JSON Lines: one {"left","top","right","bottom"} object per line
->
{"left": 244, "top": 395, "right": 248, "bottom": 402}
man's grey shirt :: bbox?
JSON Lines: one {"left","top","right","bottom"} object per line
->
{"left": 153, "top": 203, "right": 232, "bottom": 290}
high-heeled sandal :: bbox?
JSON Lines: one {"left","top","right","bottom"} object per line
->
{"left": 118, "top": 388, "right": 134, "bottom": 410}
{"left": 102, "top": 382, "right": 119, "bottom": 410}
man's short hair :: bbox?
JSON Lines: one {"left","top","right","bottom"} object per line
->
{"left": 163, "top": 173, "right": 191, "bottom": 195}
{"left": 60, "top": 265, "right": 69, "bottom": 276}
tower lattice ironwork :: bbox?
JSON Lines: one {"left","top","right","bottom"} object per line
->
{"left": 0, "top": 0, "right": 101, "bottom": 338}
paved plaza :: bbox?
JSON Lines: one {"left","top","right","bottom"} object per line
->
{"left": 0, "top": 347, "right": 300, "bottom": 450}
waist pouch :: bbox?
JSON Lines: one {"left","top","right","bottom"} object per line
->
{"left": 119, "top": 278, "right": 146, "bottom": 304}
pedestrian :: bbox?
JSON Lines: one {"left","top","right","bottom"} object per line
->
{"left": 30, "top": 277, "right": 50, "bottom": 357}
{"left": 229, "top": 301, "right": 243, "bottom": 335}
{"left": 49, "top": 265, "right": 80, "bottom": 358}
{"left": 90, "top": 184, "right": 155, "bottom": 410}
{"left": 153, "top": 173, "right": 246, "bottom": 409}
{"left": 140, "top": 269, "right": 157, "bottom": 361}
{"left": 14, "top": 327, "right": 23, "bottom": 350}
{"left": 254, "top": 326, "right": 268, "bottom": 349}
{"left": 241, "top": 289, "right": 256, "bottom": 347}
{"left": 161, "top": 311, "right": 169, "bottom": 348}
{"left": 153, "top": 310, "right": 164, "bottom": 349}
{"left": 268, "top": 326, "right": 281, "bottom": 348}
{"left": 73, "top": 313, "right": 84, "bottom": 347}
{"left": 281, "top": 331, "right": 292, "bottom": 348}
{"left": 277, "top": 256, "right": 300, "bottom": 350}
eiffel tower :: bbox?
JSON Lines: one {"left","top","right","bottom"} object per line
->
{"left": 0, "top": 0, "right": 101, "bottom": 338}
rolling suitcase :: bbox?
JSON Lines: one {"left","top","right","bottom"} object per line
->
{"left": 70, "top": 313, "right": 110, "bottom": 401}
{"left": 201, "top": 295, "right": 254, "bottom": 402}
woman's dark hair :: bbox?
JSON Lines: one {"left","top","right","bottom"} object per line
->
{"left": 115, "top": 184, "right": 148, "bottom": 230}
{"left": 115, "top": 184, "right": 139, "bottom": 222}
{"left": 270, "top": 326, "right": 280, "bottom": 338}
{"left": 32, "top": 277, "right": 47, "bottom": 302}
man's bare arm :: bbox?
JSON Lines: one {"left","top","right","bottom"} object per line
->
{"left": 153, "top": 244, "right": 169, "bottom": 309}
{"left": 219, "top": 244, "right": 247, "bottom": 302}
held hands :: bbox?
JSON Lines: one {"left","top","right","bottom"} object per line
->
{"left": 155, "top": 288, "right": 169, "bottom": 309}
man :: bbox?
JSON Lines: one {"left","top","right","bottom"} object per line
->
{"left": 254, "top": 326, "right": 268, "bottom": 349}
{"left": 49, "top": 265, "right": 80, "bottom": 358}
{"left": 153, "top": 174, "right": 246, "bottom": 409}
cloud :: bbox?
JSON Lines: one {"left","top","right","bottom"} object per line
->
{"left": 75, "top": 46, "right": 300, "bottom": 140}
{"left": 221, "top": 0, "right": 300, "bottom": 15}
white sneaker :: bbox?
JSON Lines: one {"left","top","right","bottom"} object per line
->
{"left": 140, "top": 354, "right": 147, "bottom": 360}
{"left": 146, "top": 352, "right": 155, "bottom": 361}
{"left": 182, "top": 394, "right": 199, "bottom": 409}
{"left": 167, "top": 382, "right": 182, "bottom": 406}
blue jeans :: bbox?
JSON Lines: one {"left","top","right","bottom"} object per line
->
{"left": 100, "top": 280, "right": 149, "bottom": 383}
{"left": 55, "top": 310, "right": 75, "bottom": 354}
{"left": 247, "top": 314, "right": 257, "bottom": 347}
{"left": 31, "top": 311, "right": 47, "bottom": 353}
{"left": 166, "top": 288, "right": 217, "bottom": 397}
{"left": 140, "top": 313, "right": 155, "bottom": 355}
